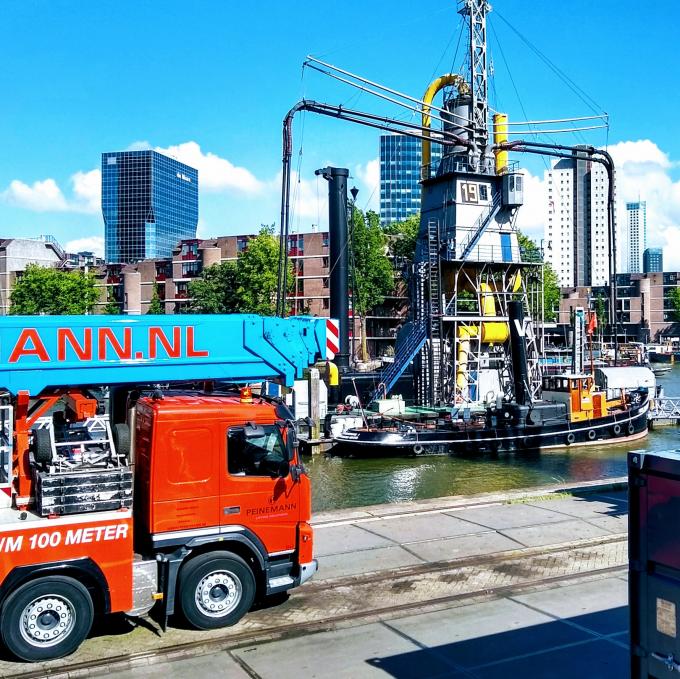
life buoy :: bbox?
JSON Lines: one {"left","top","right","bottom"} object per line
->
{"left": 567, "top": 433, "right": 576, "bottom": 445}
{"left": 413, "top": 443, "right": 424, "bottom": 455}
{"left": 588, "top": 430, "right": 596, "bottom": 441}
{"left": 628, "top": 423, "right": 635, "bottom": 435}
{"left": 613, "top": 424, "right": 622, "bottom": 435}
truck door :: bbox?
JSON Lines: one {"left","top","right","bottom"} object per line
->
{"left": 221, "top": 423, "right": 300, "bottom": 555}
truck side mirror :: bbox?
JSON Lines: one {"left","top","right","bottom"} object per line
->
{"left": 286, "top": 421, "right": 298, "bottom": 461}
{"left": 278, "top": 460, "right": 290, "bottom": 478}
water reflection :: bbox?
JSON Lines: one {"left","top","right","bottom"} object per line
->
{"left": 308, "top": 368, "right": 680, "bottom": 512}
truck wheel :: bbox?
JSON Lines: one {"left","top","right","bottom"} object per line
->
{"left": 111, "top": 423, "right": 131, "bottom": 461}
{"left": 0, "top": 576, "right": 93, "bottom": 662}
{"left": 179, "top": 552, "right": 255, "bottom": 630}
{"left": 33, "top": 428, "right": 53, "bottom": 466}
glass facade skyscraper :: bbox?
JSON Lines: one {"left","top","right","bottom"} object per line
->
{"left": 379, "top": 134, "right": 441, "bottom": 225}
{"left": 643, "top": 247, "right": 663, "bottom": 273}
{"left": 102, "top": 150, "right": 198, "bottom": 263}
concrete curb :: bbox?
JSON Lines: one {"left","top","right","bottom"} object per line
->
{"left": 312, "top": 476, "right": 629, "bottom": 526}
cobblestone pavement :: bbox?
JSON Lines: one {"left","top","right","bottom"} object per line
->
{"left": 1, "top": 483, "right": 630, "bottom": 679}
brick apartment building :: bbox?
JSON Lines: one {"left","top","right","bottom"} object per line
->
{"left": 0, "top": 232, "right": 408, "bottom": 360}
{"left": 558, "top": 272, "right": 680, "bottom": 343}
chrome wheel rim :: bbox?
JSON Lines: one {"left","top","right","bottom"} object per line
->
{"left": 20, "top": 595, "right": 76, "bottom": 648}
{"left": 195, "top": 570, "right": 242, "bottom": 618}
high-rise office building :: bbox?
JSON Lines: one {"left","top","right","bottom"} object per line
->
{"left": 379, "top": 134, "right": 441, "bottom": 225}
{"left": 102, "top": 150, "right": 198, "bottom": 263}
{"left": 544, "top": 149, "right": 611, "bottom": 287}
{"left": 626, "top": 201, "right": 647, "bottom": 273}
{"left": 643, "top": 247, "right": 663, "bottom": 273}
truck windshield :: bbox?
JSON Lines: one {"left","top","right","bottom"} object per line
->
{"left": 227, "top": 425, "right": 286, "bottom": 477}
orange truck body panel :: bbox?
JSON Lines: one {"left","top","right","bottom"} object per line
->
{"left": 0, "top": 512, "right": 134, "bottom": 612}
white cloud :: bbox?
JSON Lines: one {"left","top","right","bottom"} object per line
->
{"left": 514, "top": 168, "right": 545, "bottom": 240}
{"left": 1, "top": 170, "right": 101, "bottom": 214}
{"left": 71, "top": 169, "right": 101, "bottom": 213}
{"left": 607, "top": 139, "right": 680, "bottom": 268}
{"left": 126, "top": 140, "right": 152, "bottom": 151}
{"left": 354, "top": 158, "right": 380, "bottom": 213}
{"left": 64, "top": 236, "right": 104, "bottom": 257}
{"left": 1, "top": 178, "right": 69, "bottom": 212}
{"left": 156, "top": 141, "right": 263, "bottom": 194}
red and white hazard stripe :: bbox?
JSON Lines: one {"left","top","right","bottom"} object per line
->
{"left": 326, "top": 319, "right": 339, "bottom": 359}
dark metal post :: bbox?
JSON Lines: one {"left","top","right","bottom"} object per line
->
{"left": 316, "top": 166, "right": 350, "bottom": 371}
{"left": 508, "top": 300, "right": 530, "bottom": 406}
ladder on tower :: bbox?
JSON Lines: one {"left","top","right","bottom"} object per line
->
{"left": 426, "top": 220, "right": 443, "bottom": 405}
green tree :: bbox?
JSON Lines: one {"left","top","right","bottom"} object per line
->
{"left": 669, "top": 287, "right": 680, "bottom": 322}
{"left": 350, "top": 208, "right": 394, "bottom": 360}
{"left": 236, "top": 225, "right": 291, "bottom": 315}
{"left": 189, "top": 226, "right": 293, "bottom": 315}
{"left": 384, "top": 213, "right": 421, "bottom": 261}
{"left": 10, "top": 264, "right": 98, "bottom": 315}
{"left": 103, "top": 293, "right": 121, "bottom": 314}
{"left": 517, "top": 231, "right": 560, "bottom": 322}
{"left": 147, "top": 284, "right": 165, "bottom": 314}
{"left": 189, "top": 261, "right": 238, "bottom": 313}
{"left": 595, "top": 293, "right": 607, "bottom": 329}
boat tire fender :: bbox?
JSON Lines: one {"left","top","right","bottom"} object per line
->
{"left": 522, "top": 436, "right": 531, "bottom": 448}
{"left": 613, "top": 424, "right": 622, "bottom": 435}
{"left": 628, "top": 423, "right": 635, "bottom": 435}
{"left": 413, "top": 443, "right": 424, "bottom": 455}
{"left": 566, "top": 433, "right": 576, "bottom": 445}
{"left": 587, "top": 430, "right": 596, "bottom": 441}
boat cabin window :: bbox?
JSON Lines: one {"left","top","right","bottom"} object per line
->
{"left": 543, "top": 377, "right": 570, "bottom": 392}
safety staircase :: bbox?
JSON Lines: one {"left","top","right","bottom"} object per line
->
{"left": 458, "top": 193, "right": 502, "bottom": 260}
{"left": 370, "top": 321, "right": 428, "bottom": 403}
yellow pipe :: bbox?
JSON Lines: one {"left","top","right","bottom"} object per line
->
{"left": 493, "top": 113, "right": 509, "bottom": 175}
{"left": 421, "top": 74, "right": 469, "bottom": 176}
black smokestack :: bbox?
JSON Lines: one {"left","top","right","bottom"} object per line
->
{"left": 508, "top": 300, "right": 530, "bottom": 406}
{"left": 315, "top": 166, "right": 350, "bottom": 371}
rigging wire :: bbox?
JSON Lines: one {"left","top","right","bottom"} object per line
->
{"left": 489, "top": 19, "right": 551, "bottom": 171}
{"left": 304, "top": 62, "right": 471, "bottom": 130}
{"left": 305, "top": 56, "right": 474, "bottom": 127}
{"left": 493, "top": 8, "right": 605, "bottom": 116}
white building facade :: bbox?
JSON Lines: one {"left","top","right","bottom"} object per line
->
{"left": 545, "top": 151, "right": 611, "bottom": 288}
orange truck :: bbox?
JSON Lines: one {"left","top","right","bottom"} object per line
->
{"left": 0, "top": 314, "right": 332, "bottom": 661}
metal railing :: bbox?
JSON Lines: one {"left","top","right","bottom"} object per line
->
{"left": 650, "top": 397, "right": 680, "bottom": 420}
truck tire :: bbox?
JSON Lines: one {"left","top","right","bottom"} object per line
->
{"left": 112, "top": 423, "right": 131, "bottom": 461}
{"left": 0, "top": 576, "right": 93, "bottom": 662}
{"left": 33, "top": 428, "right": 53, "bottom": 466}
{"left": 179, "top": 551, "right": 255, "bottom": 630}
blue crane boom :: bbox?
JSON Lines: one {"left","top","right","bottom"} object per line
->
{"left": 0, "top": 314, "right": 331, "bottom": 395}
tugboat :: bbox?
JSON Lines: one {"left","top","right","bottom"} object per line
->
{"left": 333, "top": 302, "right": 651, "bottom": 457}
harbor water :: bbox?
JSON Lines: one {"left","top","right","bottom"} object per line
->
{"left": 307, "top": 367, "right": 680, "bottom": 512}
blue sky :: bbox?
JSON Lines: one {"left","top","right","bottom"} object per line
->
{"left": 2, "top": 0, "right": 680, "bottom": 260}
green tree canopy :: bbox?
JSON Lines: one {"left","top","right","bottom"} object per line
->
{"left": 10, "top": 264, "right": 99, "bottom": 315}
{"left": 669, "top": 287, "right": 680, "bottom": 322}
{"left": 190, "top": 261, "right": 239, "bottom": 314}
{"left": 350, "top": 208, "right": 394, "bottom": 359}
{"left": 147, "top": 284, "right": 165, "bottom": 314}
{"left": 517, "top": 231, "right": 560, "bottom": 322}
{"left": 383, "top": 213, "right": 421, "bottom": 261}
{"left": 190, "top": 226, "right": 292, "bottom": 315}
